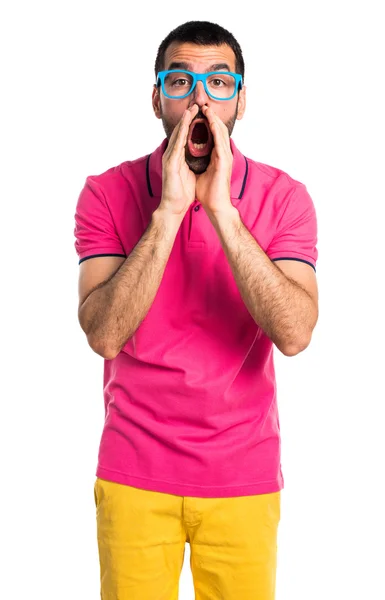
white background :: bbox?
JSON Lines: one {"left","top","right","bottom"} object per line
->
{"left": 1, "top": 0, "right": 384, "bottom": 598}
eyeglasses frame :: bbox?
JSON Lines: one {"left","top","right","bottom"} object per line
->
{"left": 156, "top": 69, "right": 243, "bottom": 101}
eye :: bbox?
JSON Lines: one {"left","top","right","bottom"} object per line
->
{"left": 173, "top": 78, "right": 188, "bottom": 86}
{"left": 209, "top": 77, "right": 227, "bottom": 87}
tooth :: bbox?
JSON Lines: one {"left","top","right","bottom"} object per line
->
{"left": 193, "top": 143, "right": 206, "bottom": 149}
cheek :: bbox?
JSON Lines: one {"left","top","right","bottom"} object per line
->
{"left": 218, "top": 102, "right": 236, "bottom": 121}
{"left": 163, "top": 99, "right": 188, "bottom": 125}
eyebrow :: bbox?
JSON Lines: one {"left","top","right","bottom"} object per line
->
{"left": 166, "top": 61, "right": 232, "bottom": 72}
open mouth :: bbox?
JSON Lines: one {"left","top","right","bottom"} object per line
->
{"left": 187, "top": 118, "right": 213, "bottom": 157}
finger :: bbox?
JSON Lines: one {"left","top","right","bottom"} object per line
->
{"left": 204, "top": 106, "right": 232, "bottom": 162}
{"left": 163, "top": 115, "right": 185, "bottom": 161}
{"left": 203, "top": 106, "right": 223, "bottom": 141}
{"left": 174, "top": 104, "right": 199, "bottom": 156}
{"left": 205, "top": 106, "right": 230, "bottom": 144}
{"left": 163, "top": 107, "right": 192, "bottom": 160}
{"left": 169, "top": 105, "right": 199, "bottom": 162}
{"left": 202, "top": 106, "right": 227, "bottom": 159}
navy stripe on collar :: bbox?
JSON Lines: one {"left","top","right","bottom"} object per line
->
{"left": 146, "top": 154, "right": 153, "bottom": 197}
{"left": 239, "top": 156, "right": 248, "bottom": 199}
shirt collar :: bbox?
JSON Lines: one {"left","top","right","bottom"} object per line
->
{"left": 146, "top": 137, "right": 248, "bottom": 200}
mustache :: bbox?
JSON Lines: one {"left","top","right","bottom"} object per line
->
{"left": 192, "top": 110, "right": 206, "bottom": 121}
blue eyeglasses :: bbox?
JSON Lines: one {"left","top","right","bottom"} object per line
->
{"left": 156, "top": 70, "right": 243, "bottom": 101}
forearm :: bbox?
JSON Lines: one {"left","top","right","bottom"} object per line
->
{"left": 208, "top": 206, "right": 318, "bottom": 355}
{"left": 80, "top": 207, "right": 183, "bottom": 359}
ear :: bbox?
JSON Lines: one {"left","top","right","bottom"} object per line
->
{"left": 152, "top": 84, "right": 162, "bottom": 119}
{"left": 236, "top": 84, "right": 246, "bottom": 120}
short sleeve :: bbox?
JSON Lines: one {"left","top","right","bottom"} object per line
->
{"left": 73, "top": 176, "right": 126, "bottom": 265}
{"left": 267, "top": 183, "right": 318, "bottom": 271}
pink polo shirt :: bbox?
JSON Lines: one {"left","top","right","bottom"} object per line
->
{"left": 74, "top": 137, "right": 318, "bottom": 498}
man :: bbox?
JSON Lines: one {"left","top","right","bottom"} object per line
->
{"left": 74, "top": 20, "right": 318, "bottom": 600}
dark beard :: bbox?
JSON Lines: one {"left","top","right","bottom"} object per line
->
{"left": 160, "top": 98, "right": 239, "bottom": 174}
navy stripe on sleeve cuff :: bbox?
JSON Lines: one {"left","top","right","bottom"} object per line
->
{"left": 271, "top": 257, "right": 316, "bottom": 272}
{"left": 79, "top": 253, "right": 126, "bottom": 265}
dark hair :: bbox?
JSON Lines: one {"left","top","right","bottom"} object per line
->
{"left": 154, "top": 21, "right": 245, "bottom": 82}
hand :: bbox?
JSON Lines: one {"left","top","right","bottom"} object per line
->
{"left": 195, "top": 105, "right": 234, "bottom": 215}
{"left": 158, "top": 104, "right": 199, "bottom": 217}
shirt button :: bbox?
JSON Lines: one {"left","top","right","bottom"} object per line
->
{"left": 194, "top": 205, "right": 200, "bottom": 212}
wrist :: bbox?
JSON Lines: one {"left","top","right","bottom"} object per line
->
{"left": 206, "top": 204, "right": 240, "bottom": 225}
{"left": 152, "top": 205, "right": 185, "bottom": 229}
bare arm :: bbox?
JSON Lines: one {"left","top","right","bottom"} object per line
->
{"left": 207, "top": 205, "right": 318, "bottom": 356}
{"left": 78, "top": 207, "right": 184, "bottom": 359}
{"left": 77, "top": 104, "right": 199, "bottom": 360}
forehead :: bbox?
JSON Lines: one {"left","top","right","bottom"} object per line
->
{"left": 164, "top": 42, "right": 236, "bottom": 72}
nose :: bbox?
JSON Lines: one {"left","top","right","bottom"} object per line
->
{"left": 190, "top": 80, "right": 210, "bottom": 107}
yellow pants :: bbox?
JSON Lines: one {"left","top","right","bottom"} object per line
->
{"left": 94, "top": 477, "right": 281, "bottom": 599}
